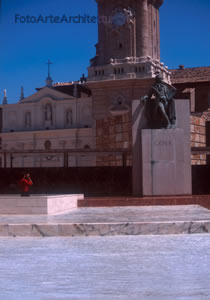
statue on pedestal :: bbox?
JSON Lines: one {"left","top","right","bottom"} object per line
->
{"left": 143, "top": 74, "right": 177, "bottom": 129}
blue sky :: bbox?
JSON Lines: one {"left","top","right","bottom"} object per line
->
{"left": 0, "top": 0, "right": 210, "bottom": 103}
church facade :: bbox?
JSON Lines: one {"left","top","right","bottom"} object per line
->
{"left": 0, "top": 85, "right": 95, "bottom": 168}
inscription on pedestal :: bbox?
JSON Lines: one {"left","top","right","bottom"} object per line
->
{"left": 154, "top": 140, "right": 172, "bottom": 147}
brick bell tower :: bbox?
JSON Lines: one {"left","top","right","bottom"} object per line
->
{"left": 88, "top": 0, "right": 170, "bottom": 82}
{"left": 85, "top": 0, "right": 170, "bottom": 167}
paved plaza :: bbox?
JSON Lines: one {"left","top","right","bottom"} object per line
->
{"left": 0, "top": 234, "right": 209, "bottom": 299}
{"left": 0, "top": 204, "right": 209, "bottom": 224}
{"left": 0, "top": 205, "right": 210, "bottom": 237}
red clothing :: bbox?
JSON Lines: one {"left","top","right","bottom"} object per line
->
{"left": 19, "top": 177, "right": 33, "bottom": 192}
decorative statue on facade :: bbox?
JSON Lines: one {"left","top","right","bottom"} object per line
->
{"left": 25, "top": 112, "right": 31, "bottom": 129}
{"left": 45, "top": 103, "right": 52, "bottom": 123}
{"left": 66, "top": 109, "right": 73, "bottom": 125}
{"left": 143, "top": 74, "right": 177, "bottom": 129}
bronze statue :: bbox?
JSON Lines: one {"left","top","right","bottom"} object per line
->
{"left": 143, "top": 74, "right": 177, "bottom": 129}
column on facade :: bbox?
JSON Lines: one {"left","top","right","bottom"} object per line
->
{"left": 137, "top": 0, "right": 149, "bottom": 58}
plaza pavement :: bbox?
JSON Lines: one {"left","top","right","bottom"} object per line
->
{"left": 0, "top": 205, "right": 210, "bottom": 237}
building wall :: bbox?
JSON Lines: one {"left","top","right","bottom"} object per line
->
{"left": 0, "top": 128, "right": 96, "bottom": 168}
{"left": 190, "top": 115, "right": 206, "bottom": 165}
{"left": 173, "top": 82, "right": 210, "bottom": 113}
{"left": 96, "top": 113, "right": 132, "bottom": 166}
{"left": 0, "top": 87, "right": 96, "bottom": 168}
{"left": 2, "top": 97, "right": 93, "bottom": 133}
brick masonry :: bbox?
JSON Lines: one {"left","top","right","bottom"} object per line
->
{"left": 94, "top": 0, "right": 162, "bottom": 66}
{"left": 96, "top": 112, "right": 132, "bottom": 166}
{"left": 96, "top": 109, "right": 206, "bottom": 167}
{"left": 190, "top": 115, "right": 206, "bottom": 165}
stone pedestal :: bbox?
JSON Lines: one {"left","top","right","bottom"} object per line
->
{"left": 132, "top": 99, "right": 192, "bottom": 196}
{"left": 141, "top": 129, "right": 191, "bottom": 196}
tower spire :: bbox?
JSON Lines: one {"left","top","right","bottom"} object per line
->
{"left": 20, "top": 86, "right": 24, "bottom": 101}
{"left": 45, "top": 59, "right": 53, "bottom": 87}
{"left": 2, "top": 89, "right": 7, "bottom": 105}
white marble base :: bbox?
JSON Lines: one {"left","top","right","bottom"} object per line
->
{"left": 141, "top": 129, "right": 192, "bottom": 196}
{"left": 0, "top": 205, "right": 209, "bottom": 236}
{"left": 0, "top": 220, "right": 209, "bottom": 237}
{"left": 0, "top": 194, "right": 84, "bottom": 215}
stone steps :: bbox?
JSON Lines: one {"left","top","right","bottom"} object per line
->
{"left": 1, "top": 220, "right": 210, "bottom": 237}
{"left": 78, "top": 195, "right": 210, "bottom": 210}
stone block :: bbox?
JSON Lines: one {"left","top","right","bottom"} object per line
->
{"left": 141, "top": 129, "right": 192, "bottom": 196}
{"left": 0, "top": 194, "right": 84, "bottom": 215}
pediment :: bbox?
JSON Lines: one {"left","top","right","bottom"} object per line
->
{"left": 20, "top": 87, "right": 75, "bottom": 104}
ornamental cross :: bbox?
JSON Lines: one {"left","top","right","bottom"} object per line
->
{"left": 46, "top": 59, "right": 53, "bottom": 78}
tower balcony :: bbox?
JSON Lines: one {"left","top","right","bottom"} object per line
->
{"left": 87, "top": 56, "right": 171, "bottom": 83}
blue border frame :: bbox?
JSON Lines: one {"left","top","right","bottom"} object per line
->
{"left": 0, "top": 0, "right": 2, "bottom": 23}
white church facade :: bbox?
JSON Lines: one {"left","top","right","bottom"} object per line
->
{"left": 0, "top": 83, "right": 96, "bottom": 168}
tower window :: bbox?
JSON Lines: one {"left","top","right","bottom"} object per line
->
{"left": 121, "top": 68, "right": 124, "bottom": 73}
{"left": 102, "top": 70, "right": 104, "bottom": 75}
{"left": 118, "top": 69, "right": 120, "bottom": 74}
{"left": 119, "top": 43, "right": 123, "bottom": 49}
{"left": 95, "top": 70, "right": 97, "bottom": 76}
{"left": 135, "top": 67, "right": 137, "bottom": 73}
{"left": 44, "top": 140, "right": 51, "bottom": 150}
{"left": 84, "top": 144, "right": 90, "bottom": 149}
{"left": 114, "top": 69, "right": 117, "bottom": 74}
{"left": 139, "top": 67, "right": 142, "bottom": 72}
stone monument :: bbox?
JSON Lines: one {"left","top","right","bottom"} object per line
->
{"left": 132, "top": 74, "right": 192, "bottom": 196}
{"left": 85, "top": 0, "right": 192, "bottom": 196}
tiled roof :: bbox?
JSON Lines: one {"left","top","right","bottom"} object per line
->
{"left": 170, "top": 66, "right": 210, "bottom": 84}
{"left": 37, "top": 82, "right": 91, "bottom": 98}
{"left": 53, "top": 83, "right": 92, "bottom": 98}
